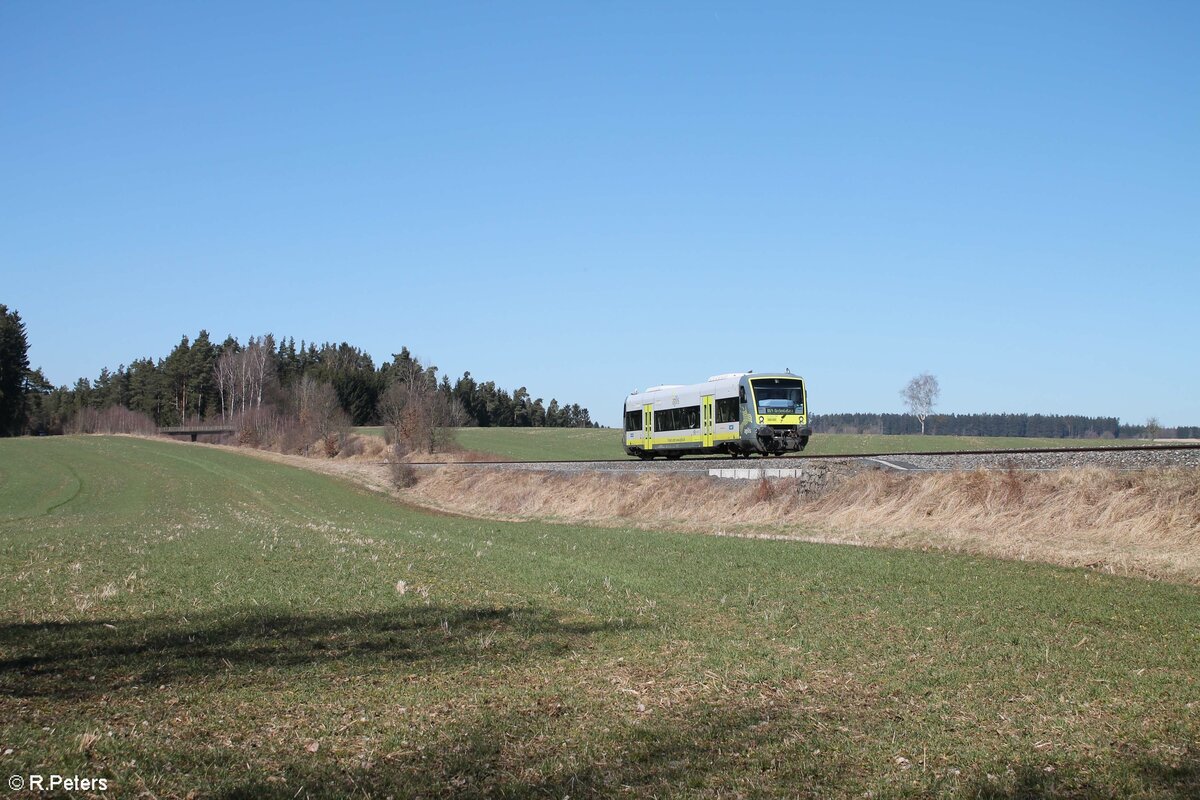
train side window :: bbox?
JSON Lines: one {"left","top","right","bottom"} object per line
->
{"left": 739, "top": 385, "right": 746, "bottom": 403}
{"left": 716, "top": 397, "right": 739, "bottom": 424}
{"left": 625, "top": 409, "right": 642, "bottom": 432}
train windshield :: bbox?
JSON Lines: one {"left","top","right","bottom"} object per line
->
{"left": 750, "top": 377, "right": 805, "bottom": 415}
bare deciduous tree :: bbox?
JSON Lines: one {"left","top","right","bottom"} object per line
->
{"left": 288, "top": 375, "right": 350, "bottom": 455}
{"left": 1145, "top": 416, "right": 1161, "bottom": 442}
{"left": 378, "top": 381, "right": 467, "bottom": 454}
{"left": 214, "top": 336, "right": 277, "bottom": 421}
{"left": 901, "top": 372, "right": 940, "bottom": 435}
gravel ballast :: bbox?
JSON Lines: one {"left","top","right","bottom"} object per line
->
{"left": 412, "top": 446, "right": 1200, "bottom": 475}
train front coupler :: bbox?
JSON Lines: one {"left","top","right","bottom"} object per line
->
{"left": 756, "top": 425, "right": 812, "bottom": 453}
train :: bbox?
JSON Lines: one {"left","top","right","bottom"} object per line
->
{"left": 623, "top": 371, "right": 812, "bottom": 459}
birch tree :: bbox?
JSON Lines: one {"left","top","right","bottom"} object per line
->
{"left": 901, "top": 373, "right": 940, "bottom": 435}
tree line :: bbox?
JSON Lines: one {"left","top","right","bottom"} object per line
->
{"left": 11, "top": 323, "right": 597, "bottom": 437}
{"left": 1119, "top": 422, "right": 1200, "bottom": 440}
{"left": 3, "top": 306, "right": 1195, "bottom": 442}
{"left": 813, "top": 412, "right": 1198, "bottom": 439}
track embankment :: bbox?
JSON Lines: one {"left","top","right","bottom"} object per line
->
{"left": 187, "top": 437, "right": 1200, "bottom": 585}
{"left": 405, "top": 464, "right": 1200, "bottom": 585}
{"left": 408, "top": 443, "right": 1200, "bottom": 472}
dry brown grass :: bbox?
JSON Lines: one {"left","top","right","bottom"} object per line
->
{"left": 403, "top": 449, "right": 510, "bottom": 463}
{"left": 179, "top": 429, "right": 1200, "bottom": 584}
{"left": 404, "top": 466, "right": 1200, "bottom": 584}
{"left": 807, "top": 466, "right": 1200, "bottom": 579}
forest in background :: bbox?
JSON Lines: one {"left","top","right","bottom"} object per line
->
{"left": 20, "top": 329, "right": 598, "bottom": 444}
{"left": 812, "top": 412, "right": 1200, "bottom": 440}
{"left": 2, "top": 306, "right": 1196, "bottom": 445}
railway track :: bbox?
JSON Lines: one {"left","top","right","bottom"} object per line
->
{"left": 395, "top": 443, "right": 1200, "bottom": 473}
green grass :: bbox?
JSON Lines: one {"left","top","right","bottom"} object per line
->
{"left": 355, "top": 425, "right": 385, "bottom": 438}
{"left": 4, "top": 436, "right": 1196, "bottom": 798}
{"left": 452, "top": 426, "right": 625, "bottom": 460}
{"left": 417, "top": 426, "right": 1153, "bottom": 461}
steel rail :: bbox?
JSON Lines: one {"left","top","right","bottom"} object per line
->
{"left": 395, "top": 442, "right": 1200, "bottom": 467}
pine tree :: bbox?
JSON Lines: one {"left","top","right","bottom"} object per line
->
{"left": 0, "top": 305, "right": 32, "bottom": 435}
{"left": 188, "top": 330, "right": 218, "bottom": 420}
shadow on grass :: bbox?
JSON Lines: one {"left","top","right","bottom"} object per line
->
{"left": 0, "top": 604, "right": 622, "bottom": 700}
{"left": 964, "top": 756, "right": 1199, "bottom": 800}
{"left": 198, "top": 727, "right": 1198, "bottom": 800}
{"left": 120, "top": 700, "right": 855, "bottom": 799}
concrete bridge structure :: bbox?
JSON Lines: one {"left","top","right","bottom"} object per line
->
{"left": 159, "top": 426, "right": 235, "bottom": 442}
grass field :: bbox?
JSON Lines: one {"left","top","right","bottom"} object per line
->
{"left": 3, "top": 436, "right": 1197, "bottom": 798}
{"left": 425, "top": 427, "right": 1152, "bottom": 462}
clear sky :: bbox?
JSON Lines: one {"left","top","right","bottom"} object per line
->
{"left": 3, "top": 2, "right": 1197, "bottom": 427}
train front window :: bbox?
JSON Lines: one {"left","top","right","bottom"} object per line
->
{"left": 750, "top": 378, "right": 805, "bottom": 415}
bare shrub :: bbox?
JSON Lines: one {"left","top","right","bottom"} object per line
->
{"left": 378, "top": 381, "right": 468, "bottom": 454}
{"left": 358, "top": 436, "right": 387, "bottom": 459}
{"left": 390, "top": 443, "right": 417, "bottom": 488}
{"left": 232, "top": 405, "right": 283, "bottom": 448}
{"left": 278, "top": 377, "right": 351, "bottom": 456}
{"left": 337, "top": 435, "right": 365, "bottom": 459}
{"left": 322, "top": 433, "right": 341, "bottom": 458}
{"left": 753, "top": 478, "right": 775, "bottom": 503}
{"left": 67, "top": 406, "right": 157, "bottom": 435}
{"left": 275, "top": 422, "right": 307, "bottom": 454}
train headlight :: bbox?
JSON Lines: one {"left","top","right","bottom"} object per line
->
{"left": 758, "top": 416, "right": 764, "bottom": 423}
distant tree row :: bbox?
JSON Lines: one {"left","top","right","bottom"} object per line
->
{"left": 1119, "top": 423, "right": 1200, "bottom": 440}
{"left": 21, "top": 330, "right": 598, "bottom": 435}
{"left": 813, "top": 412, "right": 1127, "bottom": 439}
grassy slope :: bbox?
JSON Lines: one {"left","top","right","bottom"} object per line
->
{"left": 1, "top": 436, "right": 1197, "bottom": 798}
{"left": 442, "top": 426, "right": 1148, "bottom": 462}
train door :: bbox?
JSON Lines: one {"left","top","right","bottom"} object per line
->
{"left": 701, "top": 395, "right": 714, "bottom": 448}
{"left": 643, "top": 403, "right": 654, "bottom": 450}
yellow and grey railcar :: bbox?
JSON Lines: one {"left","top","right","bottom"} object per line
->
{"left": 623, "top": 371, "right": 812, "bottom": 459}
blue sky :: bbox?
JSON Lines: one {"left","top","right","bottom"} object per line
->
{"left": 3, "top": 2, "right": 1197, "bottom": 427}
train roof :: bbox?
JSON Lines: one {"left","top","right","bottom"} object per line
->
{"left": 625, "top": 371, "right": 803, "bottom": 409}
